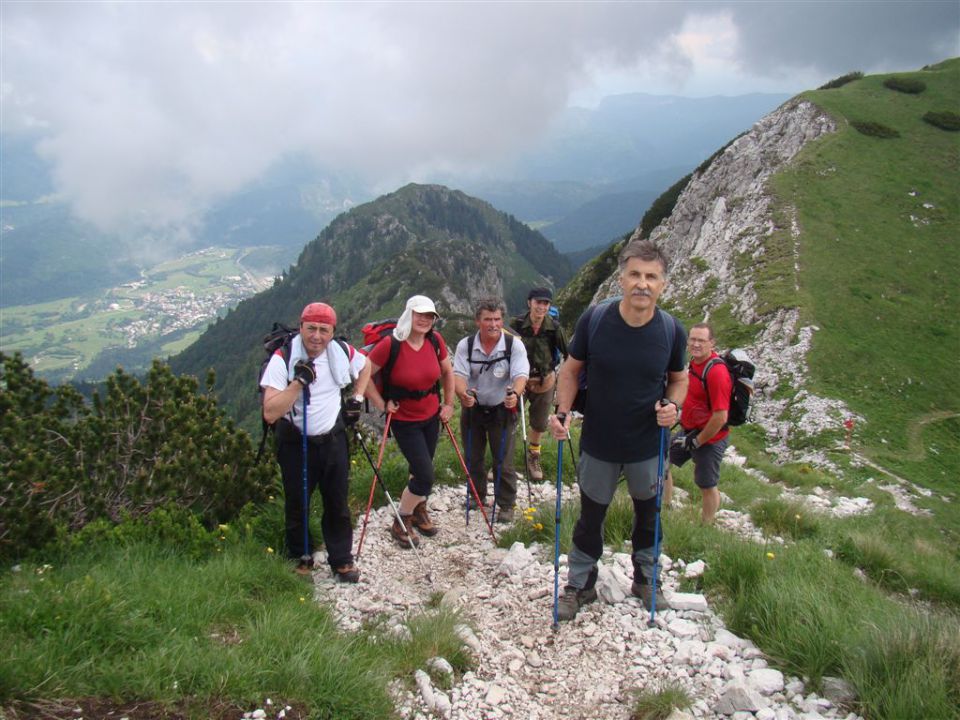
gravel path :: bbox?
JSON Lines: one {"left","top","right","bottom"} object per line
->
{"left": 308, "top": 482, "right": 863, "bottom": 720}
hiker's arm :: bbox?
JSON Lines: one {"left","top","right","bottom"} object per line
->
{"left": 656, "top": 370, "right": 688, "bottom": 427}
{"left": 440, "top": 357, "right": 455, "bottom": 422}
{"left": 361, "top": 359, "right": 387, "bottom": 412}
{"left": 693, "top": 409, "right": 728, "bottom": 447}
{"left": 353, "top": 354, "right": 372, "bottom": 398}
{"left": 262, "top": 384, "right": 301, "bottom": 425}
{"left": 548, "top": 356, "right": 583, "bottom": 439}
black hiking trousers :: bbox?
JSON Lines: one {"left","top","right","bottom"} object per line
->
{"left": 276, "top": 421, "right": 353, "bottom": 569}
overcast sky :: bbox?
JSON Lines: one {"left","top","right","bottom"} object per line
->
{"left": 2, "top": 1, "right": 957, "bottom": 234}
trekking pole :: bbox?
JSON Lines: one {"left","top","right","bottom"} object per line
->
{"left": 464, "top": 389, "right": 478, "bottom": 525}
{"left": 296, "top": 387, "right": 312, "bottom": 575}
{"left": 515, "top": 389, "right": 533, "bottom": 506}
{"left": 553, "top": 430, "right": 565, "bottom": 631}
{"left": 355, "top": 412, "right": 393, "bottom": 560}
{"left": 442, "top": 419, "right": 496, "bottom": 542}
{"left": 647, "top": 401, "right": 669, "bottom": 628}
{"left": 354, "top": 427, "right": 434, "bottom": 585}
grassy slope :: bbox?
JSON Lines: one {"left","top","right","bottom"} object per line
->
{"left": 772, "top": 59, "right": 959, "bottom": 496}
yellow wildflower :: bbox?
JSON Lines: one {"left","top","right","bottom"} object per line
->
{"left": 766, "top": 552, "right": 776, "bottom": 560}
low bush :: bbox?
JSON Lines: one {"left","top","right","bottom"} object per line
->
{"left": 883, "top": 77, "right": 927, "bottom": 94}
{"left": 850, "top": 121, "right": 900, "bottom": 139}
{"left": 923, "top": 110, "right": 960, "bottom": 131}
{"left": 750, "top": 497, "right": 822, "bottom": 540}
{"left": 0, "top": 352, "right": 274, "bottom": 562}
{"left": 819, "top": 71, "right": 863, "bottom": 90}
{"left": 630, "top": 681, "right": 693, "bottom": 720}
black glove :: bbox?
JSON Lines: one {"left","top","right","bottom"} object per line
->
{"left": 344, "top": 397, "right": 363, "bottom": 426}
{"left": 293, "top": 360, "right": 316, "bottom": 387}
{"left": 683, "top": 433, "right": 701, "bottom": 452}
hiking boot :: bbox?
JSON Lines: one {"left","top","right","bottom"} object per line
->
{"left": 556, "top": 585, "right": 598, "bottom": 622}
{"left": 411, "top": 501, "right": 439, "bottom": 537}
{"left": 333, "top": 564, "right": 360, "bottom": 583}
{"left": 390, "top": 515, "right": 420, "bottom": 548}
{"left": 495, "top": 506, "right": 515, "bottom": 524}
{"left": 526, "top": 449, "right": 543, "bottom": 481}
{"left": 631, "top": 580, "right": 670, "bottom": 611}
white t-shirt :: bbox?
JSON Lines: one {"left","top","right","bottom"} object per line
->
{"left": 260, "top": 343, "right": 366, "bottom": 435}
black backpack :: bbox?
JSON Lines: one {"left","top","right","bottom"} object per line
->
{"left": 689, "top": 348, "right": 756, "bottom": 427}
{"left": 255, "top": 322, "right": 353, "bottom": 461}
{"left": 571, "top": 298, "right": 678, "bottom": 415}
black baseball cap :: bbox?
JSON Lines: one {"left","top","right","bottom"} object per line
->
{"left": 528, "top": 287, "right": 552, "bottom": 301}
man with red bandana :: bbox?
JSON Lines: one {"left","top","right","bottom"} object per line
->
{"left": 260, "top": 302, "right": 371, "bottom": 581}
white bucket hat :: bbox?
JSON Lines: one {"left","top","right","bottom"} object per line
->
{"left": 393, "top": 295, "right": 439, "bottom": 341}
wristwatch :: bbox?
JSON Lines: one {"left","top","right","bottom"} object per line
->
{"left": 352, "top": 394, "right": 364, "bottom": 404}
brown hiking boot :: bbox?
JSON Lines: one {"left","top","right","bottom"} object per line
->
{"left": 526, "top": 448, "right": 543, "bottom": 481}
{"left": 411, "top": 500, "right": 439, "bottom": 537}
{"left": 333, "top": 563, "right": 360, "bottom": 583}
{"left": 390, "top": 515, "right": 420, "bottom": 548}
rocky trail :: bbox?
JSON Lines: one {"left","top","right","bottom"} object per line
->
{"left": 294, "top": 461, "right": 868, "bottom": 720}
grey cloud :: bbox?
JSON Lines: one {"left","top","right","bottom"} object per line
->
{"left": 1, "top": 2, "right": 955, "bottom": 234}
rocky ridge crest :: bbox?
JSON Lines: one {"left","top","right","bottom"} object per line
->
{"left": 593, "top": 99, "right": 850, "bottom": 466}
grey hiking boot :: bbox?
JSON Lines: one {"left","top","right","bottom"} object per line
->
{"left": 495, "top": 506, "right": 515, "bottom": 524}
{"left": 631, "top": 580, "right": 670, "bottom": 611}
{"left": 333, "top": 563, "right": 360, "bottom": 583}
{"left": 526, "top": 448, "right": 543, "bottom": 481}
{"left": 556, "top": 585, "right": 598, "bottom": 622}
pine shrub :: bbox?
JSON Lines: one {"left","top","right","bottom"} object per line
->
{"left": 882, "top": 77, "right": 927, "bottom": 94}
{"left": 850, "top": 121, "right": 900, "bottom": 139}
{"left": 922, "top": 110, "right": 960, "bottom": 132}
{"left": 818, "top": 71, "right": 863, "bottom": 90}
{"left": 0, "top": 352, "right": 274, "bottom": 561}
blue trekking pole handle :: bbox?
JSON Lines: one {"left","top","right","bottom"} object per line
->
{"left": 553, "top": 435, "right": 564, "bottom": 630}
{"left": 647, "top": 421, "right": 667, "bottom": 627}
{"left": 301, "top": 385, "right": 310, "bottom": 566}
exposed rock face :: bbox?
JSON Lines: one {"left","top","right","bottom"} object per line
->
{"left": 593, "top": 100, "right": 854, "bottom": 465}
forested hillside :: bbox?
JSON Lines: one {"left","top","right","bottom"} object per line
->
{"left": 170, "top": 183, "right": 571, "bottom": 432}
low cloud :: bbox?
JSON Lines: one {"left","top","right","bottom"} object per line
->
{"left": 2, "top": 1, "right": 956, "bottom": 234}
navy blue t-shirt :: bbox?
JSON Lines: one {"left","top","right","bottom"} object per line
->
{"left": 569, "top": 303, "right": 686, "bottom": 463}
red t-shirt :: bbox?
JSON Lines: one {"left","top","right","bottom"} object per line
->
{"left": 682, "top": 352, "right": 732, "bottom": 444}
{"left": 368, "top": 332, "right": 449, "bottom": 422}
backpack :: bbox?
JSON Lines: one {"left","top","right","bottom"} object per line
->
{"left": 689, "top": 348, "right": 756, "bottom": 427}
{"left": 255, "top": 322, "right": 355, "bottom": 461}
{"left": 571, "top": 298, "right": 678, "bottom": 415}
{"left": 547, "top": 306, "right": 562, "bottom": 366}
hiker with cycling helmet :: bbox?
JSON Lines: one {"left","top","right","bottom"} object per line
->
{"left": 260, "top": 302, "right": 370, "bottom": 582}
{"left": 549, "top": 240, "right": 687, "bottom": 620}
{"left": 453, "top": 298, "right": 529, "bottom": 523}
{"left": 666, "top": 322, "right": 731, "bottom": 524}
{"left": 364, "top": 295, "right": 456, "bottom": 548}
{"left": 510, "top": 287, "right": 568, "bottom": 482}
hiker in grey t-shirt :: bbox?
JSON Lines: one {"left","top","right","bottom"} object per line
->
{"left": 453, "top": 298, "right": 529, "bottom": 523}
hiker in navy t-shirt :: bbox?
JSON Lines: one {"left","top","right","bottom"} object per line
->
{"left": 550, "top": 240, "right": 687, "bottom": 621}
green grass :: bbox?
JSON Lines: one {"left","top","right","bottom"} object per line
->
{"left": 0, "top": 538, "right": 468, "bottom": 719}
{"left": 776, "top": 59, "right": 960, "bottom": 495}
{"left": 630, "top": 681, "right": 693, "bottom": 720}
